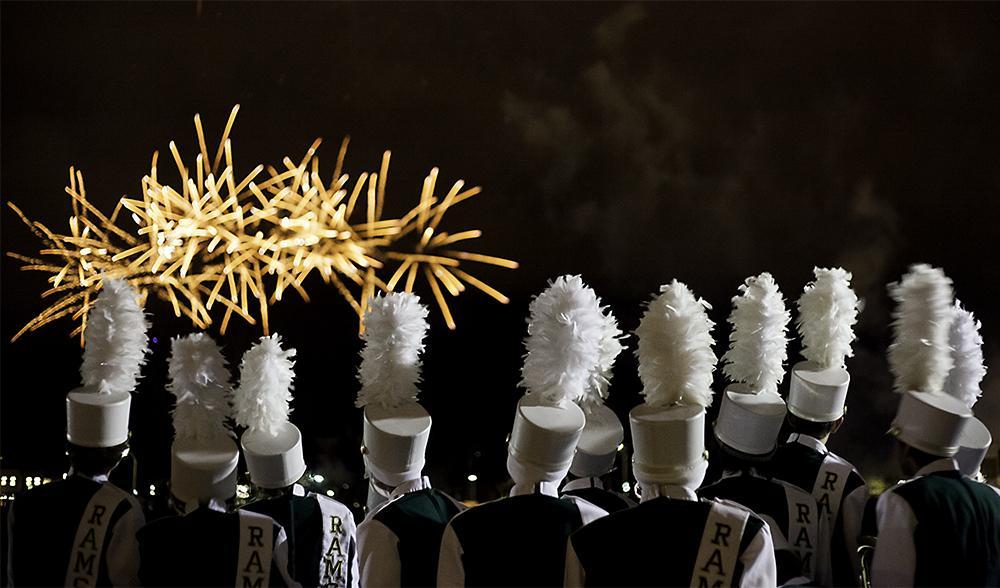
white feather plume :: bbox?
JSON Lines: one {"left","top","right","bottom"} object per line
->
{"left": 943, "top": 301, "right": 986, "bottom": 409}
{"left": 521, "top": 275, "right": 607, "bottom": 406}
{"left": 635, "top": 280, "right": 717, "bottom": 408}
{"left": 234, "top": 334, "right": 296, "bottom": 436}
{"left": 579, "top": 301, "right": 625, "bottom": 412}
{"left": 168, "top": 333, "right": 234, "bottom": 441}
{"left": 888, "top": 264, "right": 954, "bottom": 394}
{"left": 797, "top": 267, "right": 860, "bottom": 369}
{"left": 356, "top": 292, "right": 431, "bottom": 409}
{"left": 80, "top": 278, "right": 150, "bottom": 395}
{"left": 722, "top": 272, "right": 791, "bottom": 395}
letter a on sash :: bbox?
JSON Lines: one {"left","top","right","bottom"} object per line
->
{"left": 237, "top": 511, "right": 273, "bottom": 588}
{"left": 692, "top": 503, "right": 748, "bottom": 588}
{"left": 811, "top": 459, "right": 853, "bottom": 526}
{"left": 65, "top": 485, "right": 126, "bottom": 587}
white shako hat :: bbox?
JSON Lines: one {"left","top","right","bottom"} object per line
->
{"left": 68, "top": 279, "right": 150, "bottom": 448}
{"left": 234, "top": 334, "right": 306, "bottom": 489}
{"left": 356, "top": 292, "right": 433, "bottom": 487}
{"left": 167, "top": 333, "right": 239, "bottom": 506}
{"left": 631, "top": 280, "right": 717, "bottom": 488}
{"left": 716, "top": 272, "right": 791, "bottom": 457}
{"left": 955, "top": 418, "right": 991, "bottom": 477}
{"left": 788, "top": 268, "right": 860, "bottom": 422}
{"left": 715, "top": 386, "right": 788, "bottom": 456}
{"left": 569, "top": 285, "right": 625, "bottom": 478}
{"left": 570, "top": 405, "right": 624, "bottom": 477}
{"left": 508, "top": 394, "right": 586, "bottom": 483}
{"left": 512, "top": 276, "right": 607, "bottom": 483}
{"left": 942, "top": 301, "right": 991, "bottom": 474}
{"left": 887, "top": 265, "right": 968, "bottom": 457}
{"left": 891, "top": 391, "right": 971, "bottom": 457}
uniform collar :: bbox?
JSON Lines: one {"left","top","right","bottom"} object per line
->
{"left": 640, "top": 483, "right": 697, "bottom": 503}
{"left": 719, "top": 466, "right": 765, "bottom": 481}
{"left": 915, "top": 458, "right": 959, "bottom": 477}
{"left": 391, "top": 476, "right": 432, "bottom": 498}
{"left": 292, "top": 483, "right": 307, "bottom": 497}
{"left": 788, "top": 433, "right": 828, "bottom": 454}
{"left": 562, "top": 477, "right": 603, "bottom": 493}
{"left": 510, "top": 481, "right": 559, "bottom": 497}
{"left": 69, "top": 469, "right": 109, "bottom": 484}
{"left": 188, "top": 497, "right": 228, "bottom": 515}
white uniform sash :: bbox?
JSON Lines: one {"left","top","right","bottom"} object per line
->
{"left": 316, "top": 495, "right": 350, "bottom": 587}
{"left": 811, "top": 458, "right": 854, "bottom": 526}
{"left": 691, "top": 502, "right": 748, "bottom": 588}
{"left": 64, "top": 484, "right": 126, "bottom": 587}
{"left": 784, "top": 484, "right": 818, "bottom": 580}
{"left": 236, "top": 511, "right": 274, "bottom": 588}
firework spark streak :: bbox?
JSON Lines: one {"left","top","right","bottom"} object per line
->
{"left": 7, "top": 106, "right": 518, "bottom": 343}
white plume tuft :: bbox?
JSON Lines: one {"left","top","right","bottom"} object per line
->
{"left": 234, "top": 334, "right": 296, "bottom": 436}
{"left": 168, "top": 333, "right": 234, "bottom": 441}
{"left": 797, "top": 267, "right": 860, "bottom": 369}
{"left": 722, "top": 272, "right": 791, "bottom": 395}
{"left": 635, "top": 280, "right": 717, "bottom": 408}
{"left": 356, "top": 292, "right": 431, "bottom": 409}
{"left": 887, "top": 264, "right": 954, "bottom": 394}
{"left": 80, "top": 278, "right": 150, "bottom": 395}
{"left": 943, "top": 301, "right": 986, "bottom": 409}
{"left": 521, "top": 275, "right": 607, "bottom": 406}
{"left": 579, "top": 301, "right": 625, "bottom": 412}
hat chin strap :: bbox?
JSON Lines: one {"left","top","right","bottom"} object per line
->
{"left": 366, "top": 478, "right": 393, "bottom": 512}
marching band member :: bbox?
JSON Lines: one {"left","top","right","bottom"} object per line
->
{"left": 566, "top": 280, "right": 776, "bottom": 587}
{"left": 559, "top": 404, "right": 635, "bottom": 513}
{"left": 353, "top": 293, "right": 464, "bottom": 587}
{"left": 138, "top": 333, "right": 296, "bottom": 587}
{"left": 561, "top": 292, "right": 634, "bottom": 513}
{"left": 769, "top": 267, "right": 868, "bottom": 585}
{"left": 698, "top": 273, "right": 831, "bottom": 585}
{"left": 437, "top": 276, "right": 609, "bottom": 587}
{"left": 236, "top": 334, "right": 358, "bottom": 588}
{"left": 871, "top": 265, "right": 1000, "bottom": 586}
{"left": 7, "top": 279, "right": 148, "bottom": 587}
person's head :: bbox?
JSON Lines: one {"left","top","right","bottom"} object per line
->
{"left": 242, "top": 421, "right": 308, "bottom": 490}
{"left": 170, "top": 435, "right": 239, "bottom": 513}
{"left": 507, "top": 395, "right": 584, "bottom": 487}
{"left": 890, "top": 391, "right": 971, "bottom": 478}
{"left": 785, "top": 412, "right": 843, "bottom": 443}
{"left": 630, "top": 403, "right": 709, "bottom": 492}
{"left": 787, "top": 361, "right": 850, "bottom": 436}
{"left": 896, "top": 440, "right": 944, "bottom": 478}
{"left": 569, "top": 404, "right": 624, "bottom": 480}
{"left": 715, "top": 438, "right": 773, "bottom": 473}
{"left": 361, "top": 402, "right": 431, "bottom": 489}
{"left": 713, "top": 385, "right": 786, "bottom": 465}
{"left": 67, "top": 441, "right": 128, "bottom": 477}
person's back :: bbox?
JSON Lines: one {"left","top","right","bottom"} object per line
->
{"left": 567, "top": 493, "right": 772, "bottom": 587}
{"left": 770, "top": 431, "right": 869, "bottom": 585}
{"left": 359, "top": 484, "right": 463, "bottom": 587}
{"left": 440, "top": 489, "right": 602, "bottom": 587}
{"left": 243, "top": 485, "right": 358, "bottom": 588}
{"left": 875, "top": 468, "right": 1000, "bottom": 586}
{"left": 560, "top": 477, "right": 635, "bottom": 514}
{"left": 137, "top": 505, "right": 296, "bottom": 587}
{"left": 699, "top": 471, "right": 830, "bottom": 585}
{"left": 8, "top": 473, "right": 143, "bottom": 587}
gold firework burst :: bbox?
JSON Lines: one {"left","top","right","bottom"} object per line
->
{"left": 6, "top": 106, "right": 518, "bottom": 343}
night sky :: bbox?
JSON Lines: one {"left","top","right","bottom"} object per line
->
{"left": 3, "top": 2, "right": 1000, "bottom": 503}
